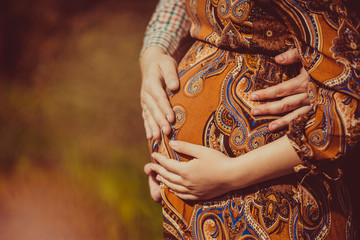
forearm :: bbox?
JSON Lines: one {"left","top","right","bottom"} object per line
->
{"left": 225, "top": 136, "right": 302, "bottom": 191}
{"left": 150, "top": 136, "right": 302, "bottom": 200}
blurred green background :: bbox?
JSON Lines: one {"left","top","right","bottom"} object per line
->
{"left": 0, "top": 0, "right": 162, "bottom": 239}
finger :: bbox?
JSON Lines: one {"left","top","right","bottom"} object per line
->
{"left": 144, "top": 162, "right": 157, "bottom": 175}
{"left": 151, "top": 152, "right": 183, "bottom": 176}
{"left": 160, "top": 176, "right": 189, "bottom": 193}
{"left": 148, "top": 175, "right": 161, "bottom": 203}
{"left": 251, "top": 92, "right": 310, "bottom": 116}
{"left": 171, "top": 191, "right": 199, "bottom": 201}
{"left": 141, "top": 92, "right": 172, "bottom": 136}
{"left": 149, "top": 170, "right": 160, "bottom": 185}
{"left": 157, "top": 165, "right": 183, "bottom": 186}
{"left": 269, "top": 105, "right": 313, "bottom": 131}
{"left": 169, "top": 140, "right": 212, "bottom": 159}
{"left": 142, "top": 104, "right": 161, "bottom": 139}
{"left": 159, "top": 58, "right": 180, "bottom": 91}
{"left": 156, "top": 174, "right": 162, "bottom": 182}
{"left": 143, "top": 67, "right": 176, "bottom": 123}
{"left": 250, "top": 69, "right": 309, "bottom": 100}
{"left": 142, "top": 110, "right": 153, "bottom": 139}
{"left": 275, "top": 48, "right": 301, "bottom": 65}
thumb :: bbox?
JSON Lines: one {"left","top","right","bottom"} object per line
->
{"left": 144, "top": 162, "right": 157, "bottom": 175}
{"left": 275, "top": 48, "right": 301, "bottom": 65}
{"left": 159, "top": 58, "right": 180, "bottom": 91}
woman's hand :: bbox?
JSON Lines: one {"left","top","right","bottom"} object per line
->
{"left": 149, "top": 140, "right": 233, "bottom": 200}
{"left": 144, "top": 163, "right": 162, "bottom": 203}
{"left": 250, "top": 49, "right": 312, "bottom": 131}
{"left": 148, "top": 136, "right": 301, "bottom": 201}
{"left": 140, "top": 47, "right": 311, "bottom": 139}
{"left": 140, "top": 46, "right": 180, "bottom": 140}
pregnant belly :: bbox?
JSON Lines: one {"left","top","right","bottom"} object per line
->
{"left": 149, "top": 41, "right": 299, "bottom": 232}
{"left": 162, "top": 41, "right": 295, "bottom": 158}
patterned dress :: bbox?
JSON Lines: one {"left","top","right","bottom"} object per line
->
{"left": 150, "top": 0, "right": 360, "bottom": 239}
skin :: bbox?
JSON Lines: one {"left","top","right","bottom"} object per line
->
{"left": 250, "top": 49, "right": 312, "bottom": 131}
{"left": 140, "top": 46, "right": 179, "bottom": 140}
{"left": 140, "top": 47, "right": 310, "bottom": 202}
{"left": 140, "top": 47, "right": 310, "bottom": 139}
{"left": 146, "top": 136, "right": 301, "bottom": 200}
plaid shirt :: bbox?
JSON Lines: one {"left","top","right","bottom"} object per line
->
{"left": 141, "top": 0, "right": 191, "bottom": 56}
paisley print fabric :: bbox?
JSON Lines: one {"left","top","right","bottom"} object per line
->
{"left": 149, "top": 0, "right": 360, "bottom": 239}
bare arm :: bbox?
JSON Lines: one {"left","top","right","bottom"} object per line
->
{"left": 147, "top": 0, "right": 360, "bottom": 201}
{"left": 148, "top": 136, "right": 301, "bottom": 200}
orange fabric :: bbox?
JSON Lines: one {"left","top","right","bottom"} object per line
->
{"left": 149, "top": 0, "right": 359, "bottom": 239}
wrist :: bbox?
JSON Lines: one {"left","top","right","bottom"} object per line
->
{"left": 141, "top": 45, "right": 167, "bottom": 60}
{"left": 140, "top": 45, "right": 171, "bottom": 71}
{"left": 223, "top": 156, "right": 250, "bottom": 192}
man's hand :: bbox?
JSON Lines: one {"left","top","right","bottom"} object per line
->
{"left": 140, "top": 46, "right": 180, "bottom": 140}
{"left": 140, "top": 47, "right": 311, "bottom": 137}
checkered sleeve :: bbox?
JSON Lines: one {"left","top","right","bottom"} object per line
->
{"left": 140, "top": 0, "right": 191, "bottom": 56}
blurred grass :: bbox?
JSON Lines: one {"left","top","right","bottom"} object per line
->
{"left": 0, "top": 1, "right": 163, "bottom": 239}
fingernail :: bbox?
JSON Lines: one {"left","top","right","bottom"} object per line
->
{"left": 162, "top": 127, "right": 166, "bottom": 133}
{"left": 166, "top": 114, "right": 172, "bottom": 121}
{"left": 275, "top": 54, "right": 286, "bottom": 63}
{"left": 152, "top": 131, "right": 157, "bottom": 136}
{"left": 252, "top": 109, "right": 261, "bottom": 115}
{"left": 270, "top": 123, "right": 279, "bottom": 131}
{"left": 146, "top": 132, "right": 151, "bottom": 139}
{"left": 168, "top": 81, "right": 178, "bottom": 89}
{"left": 169, "top": 140, "right": 178, "bottom": 147}
{"left": 250, "top": 94, "right": 259, "bottom": 101}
